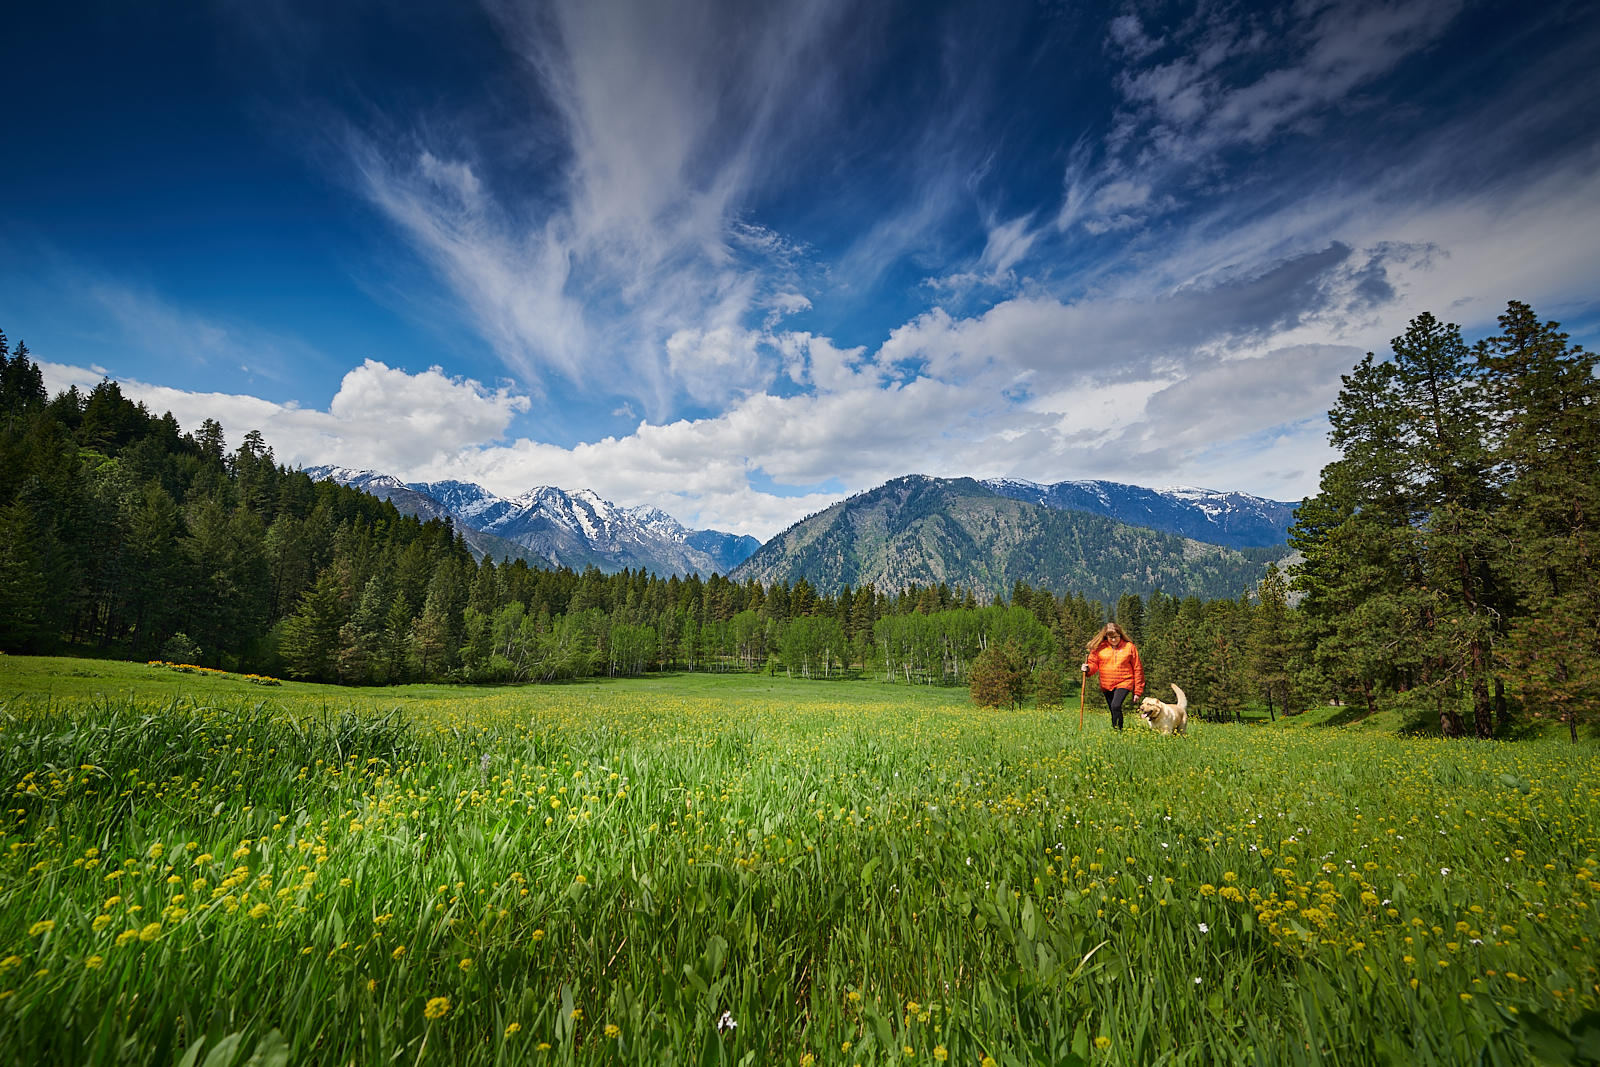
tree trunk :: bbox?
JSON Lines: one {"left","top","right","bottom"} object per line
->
{"left": 1472, "top": 672, "right": 1493, "bottom": 739}
{"left": 1495, "top": 678, "right": 1508, "bottom": 734}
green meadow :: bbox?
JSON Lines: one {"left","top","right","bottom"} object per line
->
{"left": 0, "top": 655, "right": 1596, "bottom": 1066}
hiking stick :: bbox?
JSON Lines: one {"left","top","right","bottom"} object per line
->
{"left": 1079, "top": 669, "right": 1087, "bottom": 731}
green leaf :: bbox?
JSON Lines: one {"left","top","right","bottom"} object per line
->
{"left": 198, "top": 1033, "right": 243, "bottom": 1067}
{"left": 243, "top": 1030, "right": 289, "bottom": 1067}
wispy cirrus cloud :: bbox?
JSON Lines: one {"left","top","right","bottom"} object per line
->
{"left": 343, "top": 0, "right": 860, "bottom": 415}
{"left": 1063, "top": 0, "right": 1465, "bottom": 234}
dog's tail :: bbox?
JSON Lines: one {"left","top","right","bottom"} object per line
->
{"left": 1170, "top": 684, "right": 1187, "bottom": 713}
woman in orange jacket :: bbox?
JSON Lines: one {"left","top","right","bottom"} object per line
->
{"left": 1082, "top": 622, "right": 1145, "bottom": 730}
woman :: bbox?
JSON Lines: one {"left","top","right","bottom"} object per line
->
{"left": 1082, "top": 622, "right": 1144, "bottom": 731}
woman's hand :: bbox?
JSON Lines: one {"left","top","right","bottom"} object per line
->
{"left": 1081, "top": 662, "right": 1091, "bottom": 674}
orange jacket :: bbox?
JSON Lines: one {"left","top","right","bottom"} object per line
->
{"left": 1085, "top": 642, "right": 1144, "bottom": 695}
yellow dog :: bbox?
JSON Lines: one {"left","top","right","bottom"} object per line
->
{"left": 1138, "top": 684, "right": 1188, "bottom": 735}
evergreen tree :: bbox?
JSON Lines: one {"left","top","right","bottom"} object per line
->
{"left": 0, "top": 501, "right": 46, "bottom": 650}
{"left": 279, "top": 571, "right": 344, "bottom": 680}
{"left": 1478, "top": 302, "right": 1600, "bottom": 739}
{"left": 1250, "top": 565, "right": 1297, "bottom": 720}
{"left": 1035, "top": 663, "right": 1064, "bottom": 708}
{"left": 969, "top": 639, "right": 1029, "bottom": 708}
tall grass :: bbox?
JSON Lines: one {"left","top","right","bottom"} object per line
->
{"left": 0, "top": 682, "right": 1596, "bottom": 1066}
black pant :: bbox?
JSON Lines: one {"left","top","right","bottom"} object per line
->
{"left": 1102, "top": 687, "right": 1134, "bottom": 730}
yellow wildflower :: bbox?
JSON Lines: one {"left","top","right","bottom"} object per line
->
{"left": 424, "top": 996, "right": 451, "bottom": 1020}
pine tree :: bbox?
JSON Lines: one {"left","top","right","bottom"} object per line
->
{"left": 1251, "top": 565, "right": 1297, "bottom": 720}
{"left": 969, "top": 639, "right": 1029, "bottom": 708}
{"left": 1035, "top": 663, "right": 1064, "bottom": 708}
{"left": 279, "top": 571, "right": 344, "bottom": 680}
{"left": 1478, "top": 302, "right": 1600, "bottom": 739}
{"left": 0, "top": 501, "right": 46, "bottom": 650}
{"left": 1294, "top": 314, "right": 1499, "bottom": 736}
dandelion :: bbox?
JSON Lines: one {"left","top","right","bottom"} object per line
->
{"left": 933, "top": 1047, "right": 948, "bottom": 1062}
{"left": 800, "top": 1054, "right": 815, "bottom": 1067}
{"left": 505, "top": 1023, "right": 522, "bottom": 1037}
{"left": 424, "top": 996, "right": 450, "bottom": 1020}
{"left": 28, "top": 920, "right": 55, "bottom": 936}
{"left": 138, "top": 923, "right": 161, "bottom": 942}
{"left": 114, "top": 931, "right": 138, "bottom": 947}
{"left": 570, "top": 1009, "right": 583, "bottom": 1021}
{"left": 532, "top": 929, "right": 545, "bottom": 941}
{"left": 604, "top": 1024, "right": 621, "bottom": 1039}
{"left": 392, "top": 946, "right": 406, "bottom": 959}
{"left": 459, "top": 958, "right": 473, "bottom": 971}
{"left": 842, "top": 1041, "right": 853, "bottom": 1052}
{"left": 85, "top": 955, "right": 104, "bottom": 970}
{"left": 904, "top": 1046, "right": 914, "bottom": 1057}
{"left": 981, "top": 1057, "right": 997, "bottom": 1067}
{"left": 536, "top": 1043, "right": 551, "bottom": 1051}
{"left": 1095, "top": 1036, "right": 1111, "bottom": 1050}
{"left": 249, "top": 904, "right": 271, "bottom": 920}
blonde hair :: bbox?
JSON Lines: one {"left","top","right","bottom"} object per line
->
{"left": 1085, "top": 622, "right": 1131, "bottom": 654}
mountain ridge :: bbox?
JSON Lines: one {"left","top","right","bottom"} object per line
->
{"left": 730, "top": 475, "right": 1290, "bottom": 601}
{"left": 302, "top": 466, "right": 760, "bottom": 577}
{"left": 981, "top": 477, "right": 1295, "bottom": 548}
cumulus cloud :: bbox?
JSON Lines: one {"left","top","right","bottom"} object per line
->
{"left": 40, "top": 359, "right": 529, "bottom": 473}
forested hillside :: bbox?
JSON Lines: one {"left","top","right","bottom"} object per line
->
{"left": 731, "top": 474, "right": 1289, "bottom": 601}
{"left": 0, "top": 334, "right": 478, "bottom": 670}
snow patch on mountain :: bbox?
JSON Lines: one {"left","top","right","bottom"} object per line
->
{"left": 304, "top": 465, "right": 758, "bottom": 576}
{"left": 981, "top": 478, "right": 1296, "bottom": 548}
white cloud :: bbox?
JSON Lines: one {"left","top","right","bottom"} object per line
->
{"left": 41, "top": 359, "right": 529, "bottom": 473}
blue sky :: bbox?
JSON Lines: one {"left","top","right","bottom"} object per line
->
{"left": 4, "top": 0, "right": 1598, "bottom": 538}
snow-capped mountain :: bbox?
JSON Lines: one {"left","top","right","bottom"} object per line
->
{"left": 982, "top": 478, "right": 1297, "bottom": 548}
{"left": 303, "top": 466, "right": 759, "bottom": 577}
